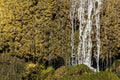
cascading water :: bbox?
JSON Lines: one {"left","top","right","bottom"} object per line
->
{"left": 95, "top": 0, "right": 102, "bottom": 71}
{"left": 70, "top": 0, "right": 102, "bottom": 71}
{"left": 70, "top": 0, "right": 77, "bottom": 66}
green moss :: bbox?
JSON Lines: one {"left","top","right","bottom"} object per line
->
{"left": 55, "top": 64, "right": 120, "bottom": 80}
{"left": 54, "top": 64, "right": 92, "bottom": 80}
{"left": 60, "top": 72, "right": 120, "bottom": 80}
{"left": 67, "top": 64, "right": 92, "bottom": 75}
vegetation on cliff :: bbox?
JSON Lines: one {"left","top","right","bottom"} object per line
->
{"left": 0, "top": 0, "right": 71, "bottom": 67}
{"left": 0, "top": 0, "right": 120, "bottom": 79}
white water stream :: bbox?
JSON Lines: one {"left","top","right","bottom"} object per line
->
{"left": 70, "top": 0, "right": 102, "bottom": 71}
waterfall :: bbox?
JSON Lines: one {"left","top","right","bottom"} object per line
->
{"left": 70, "top": 0, "right": 102, "bottom": 71}
{"left": 95, "top": 0, "right": 102, "bottom": 71}
{"left": 70, "top": 0, "right": 76, "bottom": 66}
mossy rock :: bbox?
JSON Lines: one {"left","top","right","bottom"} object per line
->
{"left": 67, "top": 64, "right": 92, "bottom": 75}
{"left": 60, "top": 72, "right": 120, "bottom": 80}
{"left": 54, "top": 64, "right": 92, "bottom": 79}
{"left": 54, "top": 66, "right": 68, "bottom": 79}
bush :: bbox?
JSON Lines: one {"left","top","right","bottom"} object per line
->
{"left": 0, "top": 54, "right": 25, "bottom": 80}
{"left": 41, "top": 66, "right": 55, "bottom": 80}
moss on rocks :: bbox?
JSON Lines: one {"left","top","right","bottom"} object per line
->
{"left": 54, "top": 64, "right": 92, "bottom": 80}
{"left": 60, "top": 72, "right": 120, "bottom": 80}
{"left": 54, "top": 64, "right": 120, "bottom": 80}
